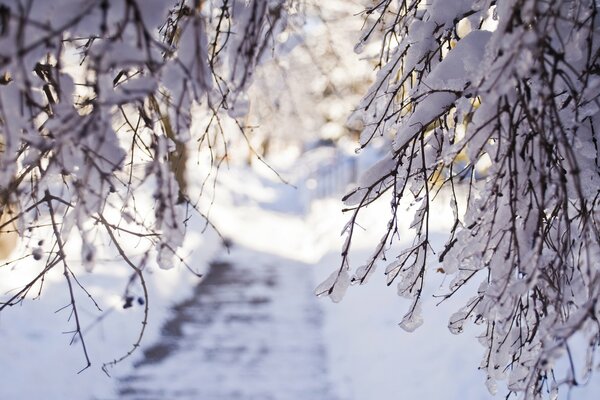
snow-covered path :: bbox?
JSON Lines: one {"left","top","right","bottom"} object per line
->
{"left": 117, "top": 250, "right": 338, "bottom": 400}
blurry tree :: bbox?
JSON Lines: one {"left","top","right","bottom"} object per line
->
{"left": 243, "top": 1, "right": 370, "bottom": 159}
{"left": 317, "top": 1, "right": 600, "bottom": 399}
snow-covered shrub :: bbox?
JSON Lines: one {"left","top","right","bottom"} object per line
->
{"left": 317, "top": 1, "right": 600, "bottom": 398}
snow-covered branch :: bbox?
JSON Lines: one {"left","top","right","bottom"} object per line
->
{"left": 318, "top": 1, "right": 600, "bottom": 398}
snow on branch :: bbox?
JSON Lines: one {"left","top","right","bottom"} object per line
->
{"left": 318, "top": 0, "right": 600, "bottom": 398}
{"left": 0, "top": 0, "right": 290, "bottom": 370}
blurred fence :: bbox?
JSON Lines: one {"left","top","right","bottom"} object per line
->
{"left": 298, "top": 146, "right": 358, "bottom": 209}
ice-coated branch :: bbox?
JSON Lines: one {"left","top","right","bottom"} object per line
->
{"left": 318, "top": 1, "right": 600, "bottom": 398}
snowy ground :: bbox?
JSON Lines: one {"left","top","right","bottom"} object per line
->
{"left": 1, "top": 151, "right": 599, "bottom": 400}
{"left": 118, "top": 251, "right": 337, "bottom": 400}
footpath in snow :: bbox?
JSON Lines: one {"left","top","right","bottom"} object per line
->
{"left": 118, "top": 250, "right": 338, "bottom": 400}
